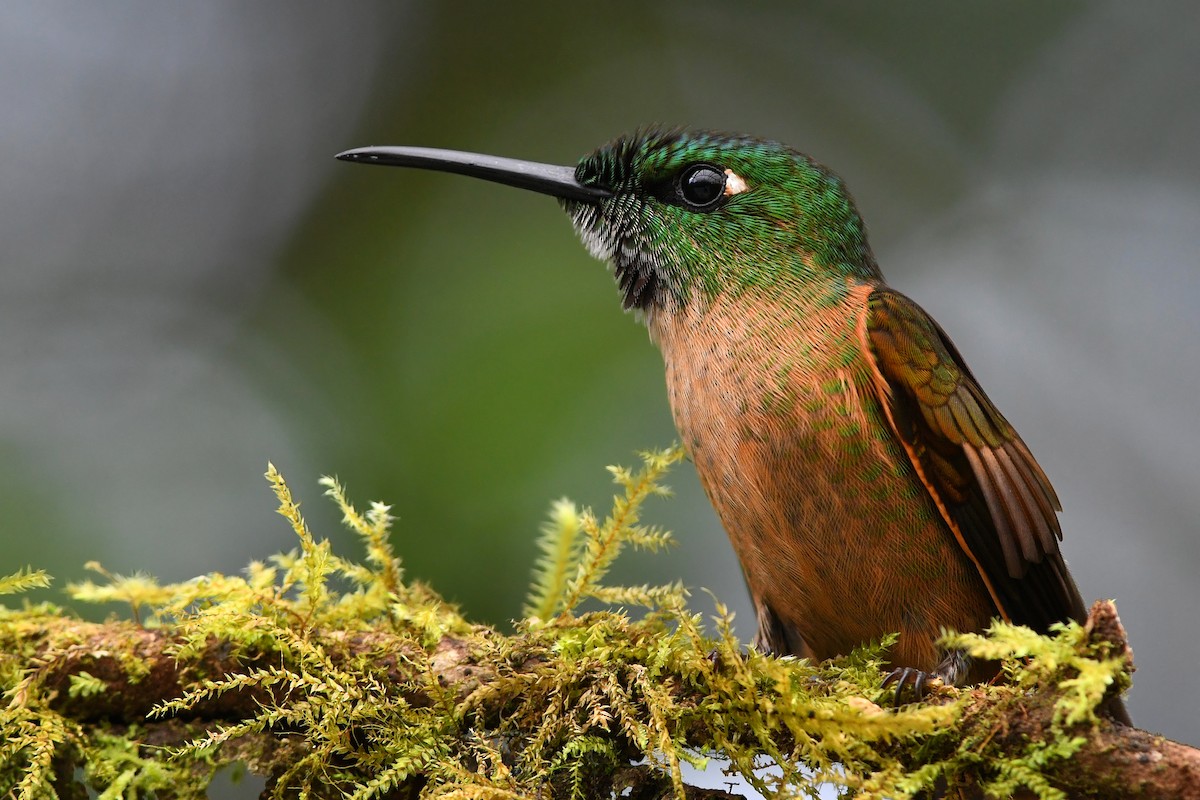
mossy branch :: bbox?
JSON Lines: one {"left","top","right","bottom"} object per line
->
{"left": 1, "top": 448, "right": 1196, "bottom": 799}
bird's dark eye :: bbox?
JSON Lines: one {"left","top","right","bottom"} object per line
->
{"left": 676, "top": 164, "right": 726, "bottom": 211}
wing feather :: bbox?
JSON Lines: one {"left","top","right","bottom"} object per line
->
{"left": 963, "top": 444, "right": 1023, "bottom": 578}
{"left": 995, "top": 445, "right": 1056, "bottom": 556}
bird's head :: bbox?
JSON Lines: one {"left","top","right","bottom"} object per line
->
{"left": 338, "top": 126, "right": 878, "bottom": 314}
{"left": 566, "top": 127, "right": 879, "bottom": 311}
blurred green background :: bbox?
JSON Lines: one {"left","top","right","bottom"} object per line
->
{"left": 3, "top": 1, "right": 1198, "bottom": 766}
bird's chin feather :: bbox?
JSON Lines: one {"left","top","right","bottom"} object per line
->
{"left": 566, "top": 200, "right": 667, "bottom": 312}
{"left": 565, "top": 202, "right": 614, "bottom": 262}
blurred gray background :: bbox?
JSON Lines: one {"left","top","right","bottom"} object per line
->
{"left": 3, "top": 1, "right": 1196, "bottom": 774}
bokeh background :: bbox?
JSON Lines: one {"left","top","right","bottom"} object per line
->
{"left": 3, "top": 2, "right": 1197, "bottom": 783}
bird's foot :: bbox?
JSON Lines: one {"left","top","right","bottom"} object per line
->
{"left": 881, "top": 666, "right": 936, "bottom": 704}
{"left": 881, "top": 650, "right": 970, "bottom": 705}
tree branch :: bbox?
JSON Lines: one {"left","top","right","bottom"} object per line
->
{"left": 5, "top": 601, "right": 1195, "bottom": 798}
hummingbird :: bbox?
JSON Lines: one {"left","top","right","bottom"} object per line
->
{"left": 337, "top": 127, "right": 1129, "bottom": 722}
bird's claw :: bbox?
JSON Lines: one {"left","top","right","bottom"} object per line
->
{"left": 882, "top": 649, "right": 969, "bottom": 705}
{"left": 881, "top": 666, "right": 939, "bottom": 705}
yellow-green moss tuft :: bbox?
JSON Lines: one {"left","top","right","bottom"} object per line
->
{"left": 0, "top": 447, "right": 1133, "bottom": 799}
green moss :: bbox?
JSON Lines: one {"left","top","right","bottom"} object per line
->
{"left": 0, "top": 447, "right": 1132, "bottom": 799}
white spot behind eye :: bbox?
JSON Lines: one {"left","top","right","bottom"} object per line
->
{"left": 724, "top": 169, "right": 749, "bottom": 197}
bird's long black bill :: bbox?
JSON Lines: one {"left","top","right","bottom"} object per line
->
{"left": 336, "top": 145, "right": 610, "bottom": 203}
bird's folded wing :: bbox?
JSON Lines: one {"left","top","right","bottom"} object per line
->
{"left": 863, "top": 287, "right": 1085, "bottom": 630}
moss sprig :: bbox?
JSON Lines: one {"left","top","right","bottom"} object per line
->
{"left": 0, "top": 567, "right": 51, "bottom": 597}
{"left": 528, "top": 445, "right": 688, "bottom": 622}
